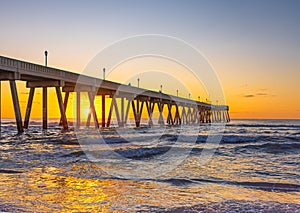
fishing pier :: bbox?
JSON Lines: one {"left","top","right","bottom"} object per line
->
{"left": 0, "top": 55, "right": 230, "bottom": 133}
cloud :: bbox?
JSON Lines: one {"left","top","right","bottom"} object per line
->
{"left": 241, "top": 87, "right": 275, "bottom": 98}
{"left": 243, "top": 94, "right": 255, "bottom": 98}
{"left": 242, "top": 92, "right": 275, "bottom": 98}
{"left": 256, "top": 93, "right": 268, "bottom": 96}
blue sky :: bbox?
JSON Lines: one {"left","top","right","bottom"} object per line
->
{"left": 1, "top": 0, "right": 300, "bottom": 118}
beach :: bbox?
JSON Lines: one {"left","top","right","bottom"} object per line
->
{"left": 0, "top": 119, "right": 299, "bottom": 212}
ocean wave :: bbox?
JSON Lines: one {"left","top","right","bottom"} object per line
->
{"left": 61, "top": 150, "right": 85, "bottom": 158}
{"left": 161, "top": 177, "right": 300, "bottom": 192}
{"left": 227, "top": 123, "right": 300, "bottom": 129}
{"left": 235, "top": 142, "right": 300, "bottom": 154}
{"left": 164, "top": 200, "right": 300, "bottom": 212}
{"left": 220, "top": 135, "right": 258, "bottom": 144}
{"left": 113, "top": 146, "right": 171, "bottom": 159}
{"left": 0, "top": 169, "right": 23, "bottom": 174}
{"left": 67, "top": 146, "right": 172, "bottom": 160}
{"left": 220, "top": 135, "right": 300, "bottom": 144}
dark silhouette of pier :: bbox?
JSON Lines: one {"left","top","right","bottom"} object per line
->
{"left": 0, "top": 55, "right": 230, "bottom": 133}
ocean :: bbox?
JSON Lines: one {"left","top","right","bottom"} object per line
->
{"left": 0, "top": 119, "right": 299, "bottom": 212}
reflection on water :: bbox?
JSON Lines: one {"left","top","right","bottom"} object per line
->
{"left": 0, "top": 119, "right": 300, "bottom": 212}
{"left": 1, "top": 168, "right": 299, "bottom": 212}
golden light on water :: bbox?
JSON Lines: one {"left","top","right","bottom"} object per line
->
{"left": 0, "top": 163, "right": 299, "bottom": 212}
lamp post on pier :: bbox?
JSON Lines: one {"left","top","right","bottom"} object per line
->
{"left": 103, "top": 68, "right": 106, "bottom": 80}
{"left": 44, "top": 50, "right": 48, "bottom": 67}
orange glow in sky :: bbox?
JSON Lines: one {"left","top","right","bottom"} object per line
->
{"left": 1, "top": 1, "right": 300, "bottom": 120}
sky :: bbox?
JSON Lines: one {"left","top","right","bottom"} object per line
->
{"left": 0, "top": 0, "right": 300, "bottom": 119}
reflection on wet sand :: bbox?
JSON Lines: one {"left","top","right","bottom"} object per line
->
{"left": 0, "top": 163, "right": 299, "bottom": 212}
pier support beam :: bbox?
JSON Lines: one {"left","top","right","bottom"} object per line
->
{"left": 173, "top": 105, "right": 181, "bottom": 125}
{"left": 112, "top": 97, "right": 121, "bottom": 127}
{"left": 217, "top": 111, "right": 220, "bottom": 122}
{"left": 120, "top": 97, "right": 125, "bottom": 127}
{"left": 131, "top": 100, "right": 144, "bottom": 127}
{"left": 146, "top": 101, "right": 154, "bottom": 126}
{"left": 131, "top": 100, "right": 137, "bottom": 127}
{"left": 76, "top": 92, "right": 80, "bottom": 128}
{"left": 181, "top": 106, "right": 187, "bottom": 125}
{"left": 42, "top": 87, "right": 47, "bottom": 129}
{"left": 88, "top": 92, "right": 99, "bottom": 129}
{"left": 226, "top": 110, "right": 230, "bottom": 122}
{"left": 0, "top": 81, "right": 1, "bottom": 135}
{"left": 101, "top": 95, "right": 105, "bottom": 127}
{"left": 191, "top": 107, "right": 197, "bottom": 124}
{"left": 124, "top": 99, "right": 131, "bottom": 125}
{"left": 59, "top": 91, "right": 69, "bottom": 125}
{"left": 167, "top": 104, "right": 174, "bottom": 125}
{"left": 9, "top": 80, "right": 23, "bottom": 133}
{"left": 222, "top": 111, "right": 225, "bottom": 122}
{"left": 107, "top": 98, "right": 113, "bottom": 127}
{"left": 139, "top": 101, "right": 144, "bottom": 127}
{"left": 186, "top": 107, "right": 191, "bottom": 124}
{"left": 24, "top": 88, "right": 35, "bottom": 129}
{"left": 55, "top": 87, "right": 68, "bottom": 130}
{"left": 157, "top": 102, "right": 165, "bottom": 126}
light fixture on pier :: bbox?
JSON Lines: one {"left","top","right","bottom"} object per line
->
{"left": 103, "top": 68, "right": 106, "bottom": 80}
{"left": 137, "top": 78, "right": 140, "bottom": 88}
{"left": 44, "top": 50, "right": 48, "bottom": 67}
